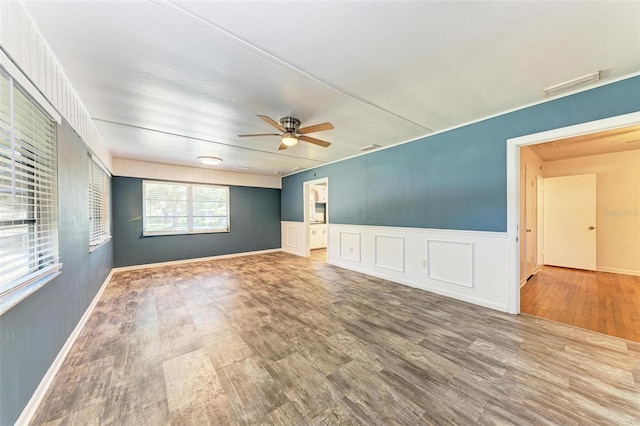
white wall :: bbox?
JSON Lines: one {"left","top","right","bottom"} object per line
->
{"left": 543, "top": 149, "right": 640, "bottom": 275}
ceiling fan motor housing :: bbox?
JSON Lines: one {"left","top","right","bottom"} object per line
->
{"left": 280, "top": 117, "right": 301, "bottom": 132}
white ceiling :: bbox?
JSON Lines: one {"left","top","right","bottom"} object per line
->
{"left": 532, "top": 124, "right": 640, "bottom": 162}
{"left": 23, "top": 1, "right": 640, "bottom": 176}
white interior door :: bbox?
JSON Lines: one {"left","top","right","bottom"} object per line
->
{"left": 543, "top": 174, "right": 596, "bottom": 270}
{"left": 524, "top": 166, "right": 536, "bottom": 279}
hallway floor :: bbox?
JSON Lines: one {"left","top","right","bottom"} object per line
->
{"left": 521, "top": 266, "right": 640, "bottom": 342}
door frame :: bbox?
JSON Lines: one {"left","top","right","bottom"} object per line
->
{"left": 506, "top": 111, "right": 640, "bottom": 314}
{"left": 303, "top": 177, "right": 329, "bottom": 257}
{"left": 523, "top": 164, "right": 536, "bottom": 283}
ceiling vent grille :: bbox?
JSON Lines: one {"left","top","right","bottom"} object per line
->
{"left": 358, "top": 144, "right": 381, "bottom": 152}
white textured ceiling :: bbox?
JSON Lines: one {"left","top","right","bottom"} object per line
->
{"left": 23, "top": 1, "right": 640, "bottom": 175}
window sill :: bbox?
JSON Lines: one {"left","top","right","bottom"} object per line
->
{"left": 0, "top": 264, "right": 62, "bottom": 316}
{"left": 89, "top": 236, "right": 112, "bottom": 253}
{"left": 142, "top": 229, "right": 230, "bottom": 237}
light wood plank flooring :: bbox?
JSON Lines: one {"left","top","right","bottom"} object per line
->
{"left": 521, "top": 266, "right": 640, "bottom": 342}
{"left": 33, "top": 252, "right": 640, "bottom": 425}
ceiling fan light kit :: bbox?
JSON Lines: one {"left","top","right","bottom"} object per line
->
{"left": 198, "top": 156, "right": 223, "bottom": 165}
{"left": 239, "top": 115, "right": 334, "bottom": 150}
{"left": 281, "top": 132, "right": 299, "bottom": 147}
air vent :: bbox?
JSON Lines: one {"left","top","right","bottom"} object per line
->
{"left": 358, "top": 144, "right": 381, "bottom": 152}
{"left": 291, "top": 166, "right": 304, "bottom": 171}
{"left": 236, "top": 166, "right": 252, "bottom": 171}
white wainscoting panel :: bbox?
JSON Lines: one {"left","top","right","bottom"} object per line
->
{"left": 339, "top": 232, "right": 361, "bottom": 263}
{"left": 286, "top": 227, "right": 298, "bottom": 248}
{"left": 427, "top": 240, "right": 473, "bottom": 287}
{"left": 375, "top": 235, "right": 405, "bottom": 272}
{"left": 281, "top": 221, "right": 307, "bottom": 257}
{"left": 328, "top": 224, "right": 508, "bottom": 312}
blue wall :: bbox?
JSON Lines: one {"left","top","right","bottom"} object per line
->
{"left": 112, "top": 177, "right": 281, "bottom": 267}
{"left": 282, "top": 76, "right": 640, "bottom": 232}
{"left": 0, "top": 121, "right": 113, "bottom": 426}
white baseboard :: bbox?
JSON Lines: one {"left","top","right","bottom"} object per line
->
{"left": 15, "top": 269, "right": 115, "bottom": 426}
{"left": 113, "top": 248, "right": 282, "bottom": 272}
{"left": 596, "top": 266, "right": 640, "bottom": 277}
{"left": 520, "top": 277, "right": 527, "bottom": 288}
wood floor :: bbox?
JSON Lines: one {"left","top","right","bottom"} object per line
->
{"left": 521, "top": 266, "right": 640, "bottom": 343}
{"left": 32, "top": 252, "right": 640, "bottom": 425}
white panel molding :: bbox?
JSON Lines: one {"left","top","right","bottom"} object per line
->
{"left": 15, "top": 269, "right": 115, "bottom": 426}
{"left": 426, "top": 240, "right": 473, "bottom": 288}
{"left": 286, "top": 227, "right": 298, "bottom": 248}
{"left": 113, "top": 248, "right": 281, "bottom": 272}
{"left": 113, "top": 158, "right": 281, "bottom": 189}
{"left": 374, "top": 235, "right": 405, "bottom": 272}
{"left": 596, "top": 267, "right": 640, "bottom": 277}
{"left": 339, "top": 232, "right": 361, "bottom": 263}
{"left": 328, "top": 223, "right": 508, "bottom": 312}
{"left": 281, "top": 221, "right": 307, "bottom": 257}
{"left": 0, "top": 2, "right": 113, "bottom": 171}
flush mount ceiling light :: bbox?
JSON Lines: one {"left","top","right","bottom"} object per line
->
{"left": 198, "top": 156, "right": 223, "bottom": 166}
{"left": 542, "top": 71, "right": 600, "bottom": 97}
{"left": 281, "top": 132, "right": 299, "bottom": 147}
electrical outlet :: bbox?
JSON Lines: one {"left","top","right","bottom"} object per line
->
{"left": 350, "top": 247, "right": 354, "bottom": 253}
{"left": 422, "top": 259, "right": 427, "bottom": 268}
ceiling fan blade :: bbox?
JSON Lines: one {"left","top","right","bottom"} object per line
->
{"left": 257, "top": 115, "right": 286, "bottom": 132}
{"left": 299, "top": 135, "right": 331, "bottom": 147}
{"left": 238, "top": 133, "right": 281, "bottom": 137}
{"left": 298, "top": 122, "right": 334, "bottom": 134}
{"left": 278, "top": 142, "right": 288, "bottom": 150}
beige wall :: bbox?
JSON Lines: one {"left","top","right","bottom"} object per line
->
{"left": 543, "top": 149, "right": 640, "bottom": 275}
{"left": 519, "top": 146, "right": 544, "bottom": 282}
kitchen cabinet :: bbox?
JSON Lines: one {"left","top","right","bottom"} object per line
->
{"left": 311, "top": 185, "right": 327, "bottom": 203}
{"left": 310, "top": 224, "right": 327, "bottom": 249}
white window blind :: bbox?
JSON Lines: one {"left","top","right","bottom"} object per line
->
{"left": 0, "top": 70, "right": 60, "bottom": 295}
{"left": 89, "top": 157, "right": 111, "bottom": 247}
{"left": 143, "top": 180, "right": 229, "bottom": 235}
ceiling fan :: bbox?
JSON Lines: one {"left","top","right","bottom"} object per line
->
{"left": 239, "top": 115, "right": 334, "bottom": 150}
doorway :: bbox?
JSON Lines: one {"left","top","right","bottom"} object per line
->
{"left": 303, "top": 177, "right": 329, "bottom": 262}
{"left": 506, "top": 111, "right": 640, "bottom": 315}
{"left": 509, "top": 112, "right": 640, "bottom": 341}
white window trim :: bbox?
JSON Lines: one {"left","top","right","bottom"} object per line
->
{"left": 89, "top": 156, "right": 111, "bottom": 249}
{"left": 142, "top": 180, "right": 230, "bottom": 237}
{"left": 0, "top": 264, "right": 62, "bottom": 315}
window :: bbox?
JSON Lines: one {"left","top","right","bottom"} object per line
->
{"left": 142, "top": 180, "right": 229, "bottom": 235}
{"left": 89, "top": 157, "right": 111, "bottom": 248}
{"left": 0, "top": 70, "right": 60, "bottom": 298}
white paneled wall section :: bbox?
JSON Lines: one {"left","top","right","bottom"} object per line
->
{"left": 281, "top": 221, "right": 307, "bottom": 257}
{"left": 113, "top": 159, "right": 282, "bottom": 189}
{"left": 0, "top": 1, "right": 112, "bottom": 170}
{"left": 328, "top": 224, "right": 509, "bottom": 312}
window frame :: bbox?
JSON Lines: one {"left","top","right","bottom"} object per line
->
{"left": 89, "top": 156, "right": 111, "bottom": 250}
{"left": 142, "top": 180, "right": 230, "bottom": 236}
{"left": 0, "top": 69, "right": 61, "bottom": 315}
